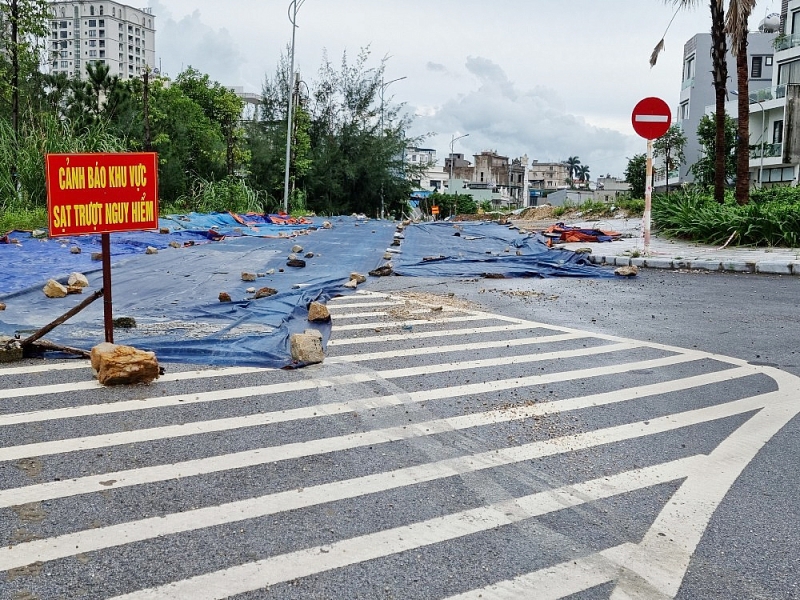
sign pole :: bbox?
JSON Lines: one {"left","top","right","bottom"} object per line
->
{"left": 631, "top": 97, "right": 671, "bottom": 257}
{"left": 645, "top": 139, "right": 653, "bottom": 254}
{"left": 101, "top": 233, "right": 114, "bottom": 343}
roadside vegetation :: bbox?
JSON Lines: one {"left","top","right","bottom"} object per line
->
{"left": 653, "top": 187, "right": 800, "bottom": 247}
{"left": 0, "top": 3, "right": 423, "bottom": 231}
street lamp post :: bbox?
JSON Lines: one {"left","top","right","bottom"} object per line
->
{"left": 283, "top": 0, "right": 306, "bottom": 214}
{"left": 449, "top": 133, "right": 469, "bottom": 193}
{"left": 379, "top": 76, "right": 407, "bottom": 220}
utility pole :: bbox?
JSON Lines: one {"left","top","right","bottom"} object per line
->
{"left": 283, "top": 0, "right": 305, "bottom": 214}
{"left": 379, "top": 76, "right": 406, "bottom": 219}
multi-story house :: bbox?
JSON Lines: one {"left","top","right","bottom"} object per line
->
{"left": 47, "top": 1, "right": 155, "bottom": 81}
{"left": 528, "top": 161, "right": 569, "bottom": 195}
{"left": 662, "top": 29, "right": 774, "bottom": 188}
{"left": 738, "top": 1, "right": 800, "bottom": 188}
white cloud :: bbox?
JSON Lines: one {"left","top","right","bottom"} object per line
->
{"left": 410, "top": 58, "right": 641, "bottom": 177}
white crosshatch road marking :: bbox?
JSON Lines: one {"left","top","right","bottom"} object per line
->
{"left": 0, "top": 289, "right": 797, "bottom": 599}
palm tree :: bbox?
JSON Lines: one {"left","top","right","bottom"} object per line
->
{"left": 655, "top": 1, "right": 727, "bottom": 204}
{"left": 565, "top": 156, "right": 581, "bottom": 188}
{"left": 727, "top": 0, "right": 756, "bottom": 205}
{"left": 576, "top": 165, "right": 591, "bottom": 187}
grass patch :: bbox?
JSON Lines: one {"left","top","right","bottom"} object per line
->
{"left": 0, "top": 202, "right": 48, "bottom": 232}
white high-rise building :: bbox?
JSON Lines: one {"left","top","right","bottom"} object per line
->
{"left": 47, "top": 1, "right": 155, "bottom": 81}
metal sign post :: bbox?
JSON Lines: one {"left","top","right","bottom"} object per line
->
{"left": 631, "top": 97, "right": 672, "bottom": 255}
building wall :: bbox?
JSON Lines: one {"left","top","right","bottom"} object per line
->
{"left": 528, "top": 161, "right": 569, "bottom": 192}
{"left": 676, "top": 32, "right": 774, "bottom": 184}
{"left": 48, "top": 1, "right": 155, "bottom": 80}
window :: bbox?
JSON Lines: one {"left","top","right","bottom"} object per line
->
{"left": 112, "top": 7, "right": 115, "bottom": 16}
{"left": 89, "top": 50, "right": 96, "bottom": 57}
{"left": 89, "top": 30, "right": 96, "bottom": 37}
{"left": 89, "top": 40, "right": 96, "bottom": 46}
{"left": 99, "top": 20, "right": 104, "bottom": 27}
{"left": 99, "top": 50, "right": 105, "bottom": 57}
{"left": 792, "top": 10, "right": 800, "bottom": 34}
{"left": 683, "top": 55, "right": 695, "bottom": 81}
{"left": 99, "top": 30, "right": 104, "bottom": 36}
{"left": 60, "top": 20, "right": 68, "bottom": 28}
{"left": 766, "top": 56, "right": 773, "bottom": 66}
{"left": 778, "top": 59, "right": 800, "bottom": 86}
{"left": 412, "top": 155, "right": 417, "bottom": 162}
{"left": 679, "top": 101, "right": 690, "bottom": 121}
{"left": 60, "top": 31, "right": 68, "bottom": 38}
{"left": 61, "top": 60, "right": 68, "bottom": 67}
{"left": 99, "top": 40, "right": 105, "bottom": 47}
{"left": 99, "top": 5, "right": 103, "bottom": 15}
{"left": 88, "top": 19, "right": 96, "bottom": 27}
{"left": 752, "top": 56, "right": 762, "bottom": 78}
{"left": 773, "top": 120, "right": 784, "bottom": 144}
{"left": 90, "top": 5, "right": 95, "bottom": 16}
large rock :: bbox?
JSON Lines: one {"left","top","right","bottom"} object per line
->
{"left": 291, "top": 244, "right": 304, "bottom": 253}
{"left": 615, "top": 265, "right": 639, "bottom": 277}
{"left": 290, "top": 333, "right": 324, "bottom": 364}
{"left": 255, "top": 287, "right": 278, "bottom": 299}
{"left": 307, "top": 301, "right": 331, "bottom": 322}
{"left": 241, "top": 272, "right": 257, "bottom": 281}
{"left": 350, "top": 272, "right": 366, "bottom": 284}
{"left": 343, "top": 279, "right": 358, "bottom": 289}
{"left": 68, "top": 272, "right": 89, "bottom": 288}
{"left": 43, "top": 279, "right": 68, "bottom": 298}
{"left": 0, "top": 302, "right": 5, "bottom": 311}
{"left": 286, "top": 258, "right": 306, "bottom": 268}
{"left": 90, "top": 343, "right": 160, "bottom": 386}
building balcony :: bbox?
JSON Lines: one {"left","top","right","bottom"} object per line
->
{"left": 750, "top": 143, "right": 782, "bottom": 159}
{"left": 681, "top": 77, "right": 694, "bottom": 90}
{"left": 773, "top": 33, "right": 800, "bottom": 52}
{"left": 748, "top": 85, "right": 787, "bottom": 103}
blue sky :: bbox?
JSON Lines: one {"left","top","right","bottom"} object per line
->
{"left": 147, "top": 0, "right": 780, "bottom": 178}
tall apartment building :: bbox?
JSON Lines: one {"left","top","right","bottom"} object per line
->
{"left": 47, "top": 1, "right": 155, "bottom": 80}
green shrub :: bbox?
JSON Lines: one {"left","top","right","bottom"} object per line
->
{"left": 653, "top": 189, "right": 800, "bottom": 247}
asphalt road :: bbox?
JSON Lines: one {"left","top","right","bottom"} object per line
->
{"left": 0, "top": 269, "right": 798, "bottom": 599}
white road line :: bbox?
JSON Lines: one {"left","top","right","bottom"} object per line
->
{"left": 333, "top": 314, "right": 498, "bottom": 331}
{"left": 327, "top": 323, "right": 542, "bottom": 346}
{"left": 0, "top": 365, "right": 274, "bottom": 400}
{"left": 440, "top": 548, "right": 632, "bottom": 600}
{"left": 327, "top": 301, "right": 403, "bottom": 310}
{"left": 106, "top": 458, "right": 703, "bottom": 600}
{"left": 0, "top": 432, "right": 709, "bottom": 575}
{"left": 0, "top": 361, "right": 87, "bottom": 377}
{"left": 328, "top": 332, "right": 587, "bottom": 362}
{"left": 0, "top": 355, "right": 693, "bottom": 454}
{"left": 0, "top": 365, "right": 756, "bottom": 508}
{"left": 0, "top": 342, "right": 655, "bottom": 428}
{"left": 330, "top": 307, "right": 462, "bottom": 319}
{"left": 372, "top": 342, "right": 642, "bottom": 379}
{"left": 607, "top": 365, "right": 800, "bottom": 599}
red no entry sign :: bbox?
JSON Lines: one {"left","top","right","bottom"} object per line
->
{"left": 631, "top": 97, "right": 672, "bottom": 140}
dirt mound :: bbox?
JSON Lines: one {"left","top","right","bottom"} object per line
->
{"left": 518, "top": 205, "right": 556, "bottom": 220}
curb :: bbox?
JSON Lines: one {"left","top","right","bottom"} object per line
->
{"left": 587, "top": 255, "right": 800, "bottom": 276}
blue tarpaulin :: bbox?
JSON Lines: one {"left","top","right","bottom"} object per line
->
{"left": 393, "top": 221, "right": 614, "bottom": 278}
{"left": 1, "top": 216, "right": 613, "bottom": 368}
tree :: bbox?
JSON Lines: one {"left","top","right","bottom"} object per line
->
{"left": 0, "top": 0, "right": 49, "bottom": 192}
{"left": 175, "top": 67, "right": 245, "bottom": 177}
{"left": 727, "top": 0, "right": 756, "bottom": 205}
{"left": 691, "top": 113, "right": 736, "bottom": 188}
{"left": 625, "top": 154, "right": 647, "bottom": 199}
{"left": 653, "top": 123, "right": 687, "bottom": 194}
{"left": 575, "top": 164, "right": 591, "bottom": 187}
{"left": 565, "top": 156, "right": 581, "bottom": 187}
{"left": 655, "top": 1, "right": 727, "bottom": 204}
